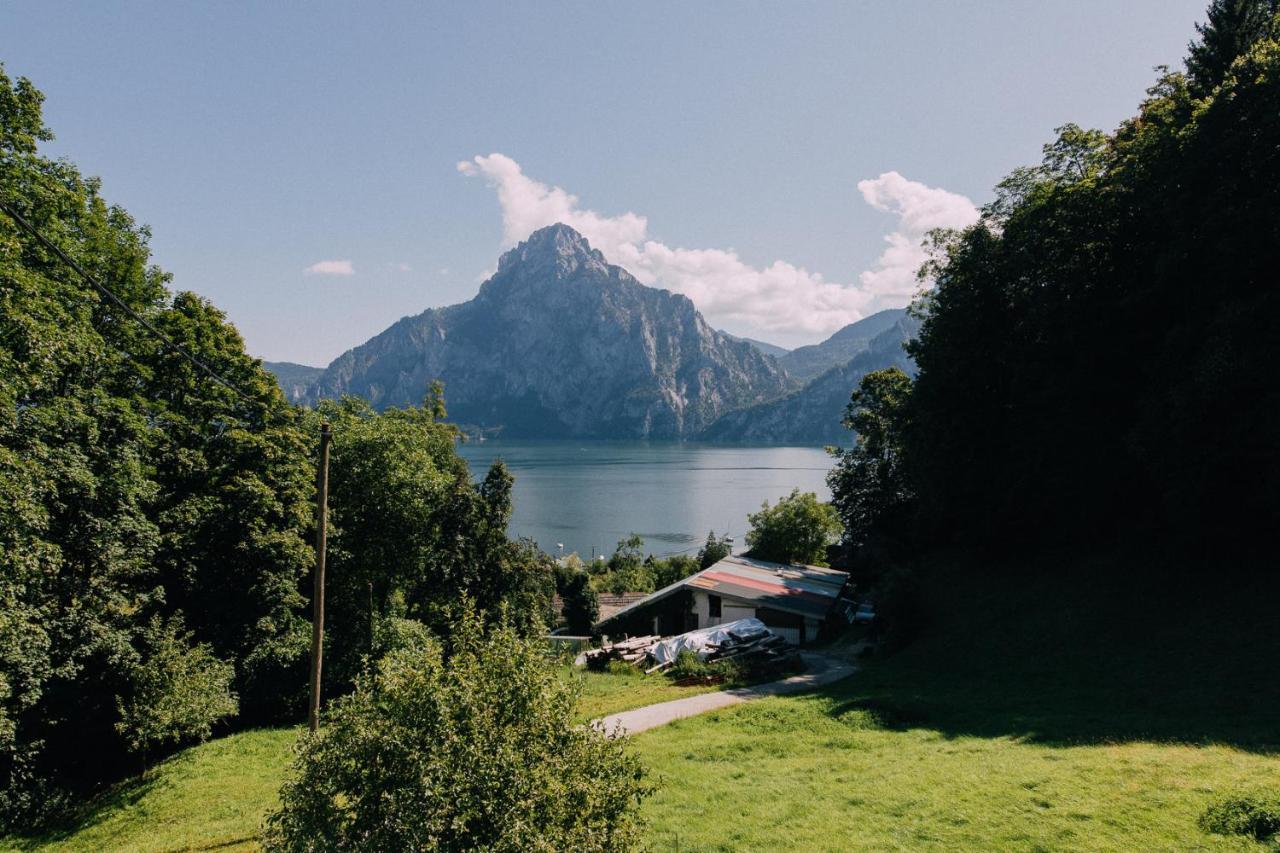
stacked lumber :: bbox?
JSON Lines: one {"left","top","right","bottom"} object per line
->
{"left": 583, "top": 635, "right": 660, "bottom": 669}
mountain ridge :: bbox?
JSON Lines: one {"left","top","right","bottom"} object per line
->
{"left": 303, "top": 224, "right": 791, "bottom": 438}
{"left": 700, "top": 313, "right": 920, "bottom": 444}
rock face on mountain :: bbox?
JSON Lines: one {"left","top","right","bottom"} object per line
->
{"left": 777, "top": 308, "right": 908, "bottom": 384}
{"left": 264, "top": 361, "right": 324, "bottom": 403}
{"left": 303, "top": 224, "right": 791, "bottom": 438}
{"left": 701, "top": 313, "right": 920, "bottom": 444}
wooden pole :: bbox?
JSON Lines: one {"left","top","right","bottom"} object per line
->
{"left": 308, "top": 421, "right": 332, "bottom": 733}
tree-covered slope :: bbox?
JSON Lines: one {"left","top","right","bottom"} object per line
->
{"left": 900, "top": 9, "right": 1280, "bottom": 555}
{"left": 263, "top": 361, "right": 323, "bottom": 403}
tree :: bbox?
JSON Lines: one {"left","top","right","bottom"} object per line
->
{"left": 264, "top": 613, "right": 649, "bottom": 851}
{"left": 1186, "top": 0, "right": 1280, "bottom": 95}
{"left": 652, "top": 554, "right": 700, "bottom": 587}
{"left": 314, "top": 401, "right": 554, "bottom": 688}
{"left": 744, "top": 489, "right": 841, "bottom": 566}
{"left": 827, "top": 368, "right": 915, "bottom": 549}
{"left": 557, "top": 569, "right": 599, "bottom": 635}
{"left": 697, "top": 530, "right": 732, "bottom": 569}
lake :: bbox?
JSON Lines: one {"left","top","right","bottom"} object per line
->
{"left": 455, "top": 440, "right": 834, "bottom": 560}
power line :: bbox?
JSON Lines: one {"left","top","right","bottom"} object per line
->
{"left": 1, "top": 200, "right": 259, "bottom": 405}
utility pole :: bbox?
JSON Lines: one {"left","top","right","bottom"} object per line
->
{"left": 308, "top": 421, "right": 332, "bottom": 733}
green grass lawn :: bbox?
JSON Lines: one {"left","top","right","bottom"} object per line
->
{"left": 8, "top": 554, "right": 1278, "bottom": 851}
{"left": 571, "top": 665, "right": 731, "bottom": 721}
{"left": 637, "top": 554, "right": 1280, "bottom": 850}
{"left": 0, "top": 666, "right": 713, "bottom": 851}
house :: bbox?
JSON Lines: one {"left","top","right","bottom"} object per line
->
{"left": 595, "top": 554, "right": 850, "bottom": 645}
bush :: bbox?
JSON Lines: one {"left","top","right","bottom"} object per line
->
{"left": 264, "top": 612, "right": 650, "bottom": 851}
{"left": 666, "top": 649, "right": 804, "bottom": 683}
{"left": 1198, "top": 792, "right": 1280, "bottom": 840}
{"left": 115, "top": 617, "right": 238, "bottom": 755}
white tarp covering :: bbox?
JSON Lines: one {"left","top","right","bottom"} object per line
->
{"left": 649, "top": 618, "right": 771, "bottom": 665}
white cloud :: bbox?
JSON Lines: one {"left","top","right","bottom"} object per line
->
{"left": 458, "top": 154, "right": 977, "bottom": 344}
{"left": 856, "top": 172, "right": 979, "bottom": 303}
{"left": 303, "top": 259, "right": 355, "bottom": 276}
{"left": 397, "top": 262, "right": 412, "bottom": 272}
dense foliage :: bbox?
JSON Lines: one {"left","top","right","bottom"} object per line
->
{"left": 584, "top": 534, "right": 702, "bottom": 596}
{"left": 0, "top": 66, "right": 313, "bottom": 824}
{"left": 0, "top": 69, "right": 554, "bottom": 828}
{"left": 827, "top": 368, "right": 914, "bottom": 551}
{"left": 744, "top": 489, "right": 841, "bottom": 566}
{"left": 264, "top": 613, "right": 650, "bottom": 851}
{"left": 836, "top": 3, "right": 1280, "bottom": 560}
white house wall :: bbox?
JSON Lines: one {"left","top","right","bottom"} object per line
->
{"left": 690, "top": 590, "right": 815, "bottom": 645}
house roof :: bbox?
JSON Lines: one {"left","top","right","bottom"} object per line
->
{"left": 595, "top": 555, "right": 849, "bottom": 626}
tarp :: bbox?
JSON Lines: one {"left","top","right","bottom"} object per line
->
{"left": 649, "top": 618, "right": 772, "bottom": 665}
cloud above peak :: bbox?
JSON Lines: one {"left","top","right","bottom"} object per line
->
{"left": 458, "top": 154, "right": 977, "bottom": 344}
{"left": 303, "top": 259, "right": 355, "bottom": 276}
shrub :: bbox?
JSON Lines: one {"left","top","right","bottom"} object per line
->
{"left": 115, "top": 617, "right": 238, "bottom": 755}
{"left": 264, "top": 612, "right": 650, "bottom": 851}
{"left": 666, "top": 649, "right": 803, "bottom": 683}
{"left": 1198, "top": 792, "right": 1280, "bottom": 840}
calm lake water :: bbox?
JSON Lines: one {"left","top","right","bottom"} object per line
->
{"left": 455, "top": 440, "right": 833, "bottom": 559}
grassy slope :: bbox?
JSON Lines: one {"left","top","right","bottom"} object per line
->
{"left": 9, "top": 557, "right": 1278, "bottom": 850}
{"left": 1, "top": 728, "right": 298, "bottom": 853}
{"left": 636, "top": 555, "right": 1280, "bottom": 850}
{"left": 1, "top": 669, "right": 708, "bottom": 851}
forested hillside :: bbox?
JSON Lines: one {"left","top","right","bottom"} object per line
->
{"left": 0, "top": 70, "right": 555, "bottom": 830}
{"left": 833, "top": 0, "right": 1280, "bottom": 560}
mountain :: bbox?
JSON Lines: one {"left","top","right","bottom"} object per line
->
{"left": 264, "top": 361, "right": 325, "bottom": 403}
{"left": 303, "top": 224, "right": 791, "bottom": 438}
{"left": 722, "top": 333, "right": 790, "bottom": 359}
{"left": 777, "top": 308, "right": 908, "bottom": 383}
{"left": 700, "top": 313, "right": 920, "bottom": 444}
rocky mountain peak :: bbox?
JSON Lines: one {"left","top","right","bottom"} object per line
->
{"left": 495, "top": 223, "right": 608, "bottom": 279}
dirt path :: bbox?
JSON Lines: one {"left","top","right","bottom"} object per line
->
{"left": 591, "top": 652, "right": 856, "bottom": 737}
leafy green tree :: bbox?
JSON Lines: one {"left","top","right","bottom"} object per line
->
{"left": 652, "top": 554, "right": 700, "bottom": 587}
{"left": 264, "top": 612, "right": 649, "bottom": 851}
{"left": 827, "top": 368, "right": 915, "bottom": 548}
{"left": 314, "top": 400, "right": 554, "bottom": 688}
{"left": 745, "top": 489, "right": 841, "bottom": 566}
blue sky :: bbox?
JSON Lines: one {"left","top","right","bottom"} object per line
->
{"left": 4, "top": 1, "right": 1208, "bottom": 365}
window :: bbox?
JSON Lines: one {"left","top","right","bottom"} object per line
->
{"left": 708, "top": 594, "right": 722, "bottom": 618}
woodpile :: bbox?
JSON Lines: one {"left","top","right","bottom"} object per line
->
{"left": 584, "top": 624, "right": 795, "bottom": 672}
{"left": 583, "top": 635, "right": 660, "bottom": 669}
